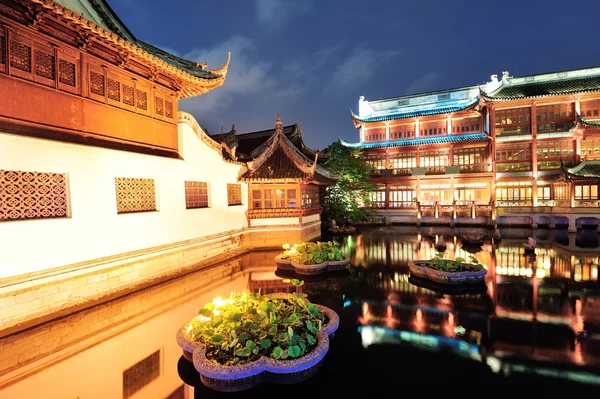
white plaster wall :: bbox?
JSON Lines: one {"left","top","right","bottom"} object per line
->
{"left": 0, "top": 119, "right": 248, "bottom": 278}
{"left": 250, "top": 217, "right": 300, "bottom": 227}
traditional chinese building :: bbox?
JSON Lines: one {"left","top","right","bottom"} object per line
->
{"left": 211, "top": 115, "right": 336, "bottom": 244}
{"left": 346, "top": 67, "right": 600, "bottom": 229}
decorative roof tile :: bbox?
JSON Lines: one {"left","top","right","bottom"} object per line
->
{"left": 565, "top": 160, "right": 600, "bottom": 179}
{"left": 350, "top": 97, "right": 479, "bottom": 123}
{"left": 340, "top": 133, "right": 489, "bottom": 149}
{"left": 484, "top": 75, "right": 600, "bottom": 100}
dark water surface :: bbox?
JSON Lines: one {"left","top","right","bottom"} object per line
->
{"left": 2, "top": 227, "right": 600, "bottom": 398}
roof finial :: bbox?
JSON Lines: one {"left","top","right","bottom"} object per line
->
{"left": 275, "top": 114, "right": 283, "bottom": 135}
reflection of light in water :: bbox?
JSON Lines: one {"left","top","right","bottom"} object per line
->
{"left": 387, "top": 305, "right": 393, "bottom": 319}
{"left": 574, "top": 299, "right": 584, "bottom": 333}
{"left": 574, "top": 340, "right": 584, "bottom": 365}
{"left": 414, "top": 308, "right": 425, "bottom": 332}
{"left": 363, "top": 302, "right": 370, "bottom": 318}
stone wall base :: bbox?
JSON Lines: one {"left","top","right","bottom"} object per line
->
{"left": 0, "top": 222, "right": 320, "bottom": 338}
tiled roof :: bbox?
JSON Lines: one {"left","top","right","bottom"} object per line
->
{"left": 565, "top": 160, "right": 600, "bottom": 179}
{"left": 340, "top": 133, "right": 489, "bottom": 149}
{"left": 350, "top": 97, "right": 479, "bottom": 123}
{"left": 484, "top": 76, "right": 600, "bottom": 100}
{"left": 578, "top": 115, "right": 600, "bottom": 128}
{"left": 240, "top": 126, "right": 337, "bottom": 184}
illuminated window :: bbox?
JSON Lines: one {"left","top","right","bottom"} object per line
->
{"left": 537, "top": 185, "right": 551, "bottom": 200}
{"left": 536, "top": 103, "right": 574, "bottom": 133}
{"left": 581, "top": 100, "right": 600, "bottom": 119}
{"left": 390, "top": 124, "right": 414, "bottom": 139}
{"left": 389, "top": 153, "right": 416, "bottom": 170}
{"left": 365, "top": 154, "right": 386, "bottom": 173}
{"left": 496, "top": 144, "right": 531, "bottom": 171}
{"left": 388, "top": 185, "right": 416, "bottom": 208}
{"left": 453, "top": 147, "right": 487, "bottom": 166}
{"left": 575, "top": 184, "right": 599, "bottom": 200}
{"left": 581, "top": 137, "right": 600, "bottom": 160}
{"left": 495, "top": 107, "right": 530, "bottom": 136}
{"left": 301, "top": 185, "right": 320, "bottom": 208}
{"left": 452, "top": 117, "right": 481, "bottom": 134}
{"left": 368, "top": 185, "right": 386, "bottom": 208}
{"left": 420, "top": 121, "right": 446, "bottom": 136}
{"left": 536, "top": 140, "right": 574, "bottom": 169}
{"left": 251, "top": 186, "right": 298, "bottom": 209}
{"left": 496, "top": 182, "right": 532, "bottom": 202}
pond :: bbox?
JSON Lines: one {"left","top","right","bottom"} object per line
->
{"left": 1, "top": 226, "right": 600, "bottom": 398}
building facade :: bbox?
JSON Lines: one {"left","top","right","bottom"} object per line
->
{"left": 346, "top": 68, "right": 600, "bottom": 230}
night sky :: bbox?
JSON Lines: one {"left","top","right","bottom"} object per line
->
{"left": 109, "top": 0, "right": 600, "bottom": 150}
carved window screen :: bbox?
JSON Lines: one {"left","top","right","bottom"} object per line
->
{"left": 107, "top": 78, "right": 120, "bottom": 102}
{"left": 165, "top": 100, "right": 173, "bottom": 118}
{"left": 123, "top": 350, "right": 160, "bottom": 399}
{"left": 123, "top": 84, "right": 135, "bottom": 106}
{"left": 59, "top": 59, "right": 76, "bottom": 87}
{"left": 137, "top": 89, "right": 148, "bottom": 110}
{"left": 90, "top": 71, "right": 105, "bottom": 96}
{"left": 155, "top": 96, "right": 164, "bottom": 116}
{"left": 185, "top": 181, "right": 209, "bottom": 209}
{"left": 227, "top": 183, "right": 243, "bottom": 206}
{"left": 10, "top": 40, "right": 31, "bottom": 72}
{"left": 1, "top": 169, "right": 68, "bottom": 222}
{"left": 35, "top": 50, "right": 55, "bottom": 80}
{"left": 115, "top": 177, "right": 157, "bottom": 214}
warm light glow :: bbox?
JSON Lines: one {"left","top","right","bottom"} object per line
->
{"left": 363, "top": 302, "right": 370, "bottom": 318}
{"left": 387, "top": 305, "right": 393, "bottom": 319}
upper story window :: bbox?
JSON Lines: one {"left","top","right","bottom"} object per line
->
{"left": 390, "top": 125, "right": 414, "bottom": 140}
{"left": 581, "top": 100, "right": 600, "bottom": 119}
{"left": 420, "top": 121, "right": 446, "bottom": 137}
{"left": 452, "top": 117, "right": 481, "bottom": 134}
{"left": 581, "top": 137, "right": 600, "bottom": 160}
{"left": 453, "top": 147, "right": 487, "bottom": 165}
{"left": 536, "top": 103, "right": 573, "bottom": 133}
{"left": 495, "top": 144, "right": 531, "bottom": 171}
{"left": 364, "top": 128, "right": 385, "bottom": 142}
{"left": 389, "top": 152, "right": 416, "bottom": 170}
{"left": 364, "top": 153, "right": 386, "bottom": 173}
{"left": 495, "top": 107, "right": 530, "bottom": 136}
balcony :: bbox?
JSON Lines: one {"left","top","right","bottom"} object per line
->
{"left": 246, "top": 207, "right": 322, "bottom": 219}
{"left": 459, "top": 164, "right": 491, "bottom": 173}
{"left": 424, "top": 166, "right": 447, "bottom": 175}
{"left": 388, "top": 201, "right": 417, "bottom": 209}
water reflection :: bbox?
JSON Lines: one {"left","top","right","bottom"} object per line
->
{"left": 1, "top": 228, "right": 600, "bottom": 398}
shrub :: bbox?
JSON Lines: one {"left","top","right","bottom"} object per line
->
{"left": 279, "top": 241, "right": 346, "bottom": 265}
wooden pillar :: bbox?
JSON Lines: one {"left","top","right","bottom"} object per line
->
{"left": 449, "top": 145, "right": 454, "bottom": 166}
{"left": 447, "top": 116, "right": 452, "bottom": 135}
{"left": 575, "top": 97, "right": 581, "bottom": 115}
{"left": 531, "top": 102, "right": 538, "bottom": 178}
{"left": 385, "top": 123, "right": 390, "bottom": 141}
{"left": 416, "top": 148, "right": 420, "bottom": 168}
{"left": 385, "top": 183, "right": 390, "bottom": 210}
{"left": 489, "top": 106, "right": 497, "bottom": 174}
{"left": 385, "top": 149, "right": 390, "bottom": 169}
{"left": 415, "top": 119, "right": 420, "bottom": 138}
{"left": 570, "top": 181, "right": 576, "bottom": 208}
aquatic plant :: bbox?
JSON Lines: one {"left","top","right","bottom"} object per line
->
{"left": 279, "top": 241, "right": 346, "bottom": 265}
{"left": 190, "top": 279, "right": 328, "bottom": 366}
{"left": 428, "top": 253, "right": 485, "bottom": 273}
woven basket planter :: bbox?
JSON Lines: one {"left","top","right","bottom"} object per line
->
{"left": 176, "top": 293, "right": 339, "bottom": 392}
{"left": 408, "top": 260, "right": 487, "bottom": 284}
{"left": 327, "top": 258, "right": 350, "bottom": 271}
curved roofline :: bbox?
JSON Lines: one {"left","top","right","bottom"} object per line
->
{"left": 340, "top": 132, "right": 489, "bottom": 149}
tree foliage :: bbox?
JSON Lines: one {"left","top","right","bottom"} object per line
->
{"left": 321, "top": 141, "right": 375, "bottom": 224}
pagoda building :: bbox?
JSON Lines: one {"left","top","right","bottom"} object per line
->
{"left": 211, "top": 115, "right": 336, "bottom": 243}
{"left": 346, "top": 67, "right": 600, "bottom": 229}
{"left": 345, "top": 86, "right": 493, "bottom": 225}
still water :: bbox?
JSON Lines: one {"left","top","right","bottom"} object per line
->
{"left": 1, "top": 226, "right": 600, "bottom": 398}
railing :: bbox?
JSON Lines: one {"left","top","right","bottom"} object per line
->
{"left": 246, "top": 207, "right": 322, "bottom": 219}
{"left": 424, "top": 166, "right": 447, "bottom": 175}
{"left": 575, "top": 200, "right": 600, "bottom": 208}
{"left": 496, "top": 163, "right": 532, "bottom": 172}
{"left": 388, "top": 201, "right": 417, "bottom": 209}
{"left": 459, "top": 164, "right": 491, "bottom": 173}
{"left": 392, "top": 168, "right": 412, "bottom": 176}
{"left": 495, "top": 126, "right": 531, "bottom": 136}
{"left": 439, "top": 205, "right": 454, "bottom": 217}
{"left": 537, "top": 121, "right": 573, "bottom": 133}
{"left": 496, "top": 200, "right": 533, "bottom": 207}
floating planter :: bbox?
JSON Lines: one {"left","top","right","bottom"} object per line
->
{"left": 176, "top": 283, "right": 339, "bottom": 392}
{"left": 408, "top": 253, "right": 487, "bottom": 284}
{"left": 274, "top": 241, "right": 350, "bottom": 275}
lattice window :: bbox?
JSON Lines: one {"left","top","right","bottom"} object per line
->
{"left": 137, "top": 89, "right": 147, "bottom": 110}
{"left": 10, "top": 41, "right": 31, "bottom": 72}
{"left": 155, "top": 96, "right": 164, "bottom": 116}
{"left": 165, "top": 100, "right": 173, "bottom": 118}
{"left": 1, "top": 169, "right": 68, "bottom": 222}
{"left": 123, "top": 84, "right": 134, "bottom": 106}
{"left": 185, "top": 181, "right": 209, "bottom": 209}
{"left": 227, "top": 183, "right": 242, "bottom": 206}
{"left": 115, "top": 177, "right": 156, "bottom": 214}
{"left": 90, "top": 71, "right": 105, "bottom": 96}
{"left": 0, "top": 34, "right": 4, "bottom": 65}
{"left": 107, "top": 78, "right": 120, "bottom": 101}
{"left": 123, "top": 350, "right": 160, "bottom": 399}
{"left": 35, "top": 50, "right": 55, "bottom": 80}
{"left": 59, "top": 59, "right": 76, "bottom": 87}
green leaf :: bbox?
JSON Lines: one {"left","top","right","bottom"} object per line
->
{"left": 280, "top": 350, "right": 289, "bottom": 360}
{"left": 211, "top": 334, "right": 224, "bottom": 343}
{"left": 261, "top": 339, "right": 272, "bottom": 349}
{"left": 199, "top": 308, "right": 213, "bottom": 318}
{"left": 306, "top": 320, "right": 318, "bottom": 334}
{"left": 246, "top": 340, "right": 257, "bottom": 351}
{"left": 288, "top": 326, "right": 294, "bottom": 337}
{"left": 306, "top": 334, "right": 316, "bottom": 345}
{"left": 455, "top": 257, "right": 465, "bottom": 263}
{"left": 307, "top": 303, "right": 321, "bottom": 317}
{"left": 272, "top": 346, "right": 283, "bottom": 359}
{"left": 228, "top": 338, "right": 239, "bottom": 348}
{"left": 257, "top": 310, "right": 268, "bottom": 318}
{"left": 204, "top": 329, "right": 214, "bottom": 336}
{"left": 227, "top": 313, "right": 242, "bottom": 322}
{"left": 299, "top": 340, "right": 306, "bottom": 352}
{"left": 296, "top": 298, "right": 306, "bottom": 308}
{"left": 233, "top": 357, "right": 239, "bottom": 364}
{"left": 269, "top": 325, "right": 277, "bottom": 335}
{"left": 288, "top": 345, "right": 301, "bottom": 358}
{"left": 239, "top": 333, "right": 248, "bottom": 342}
{"left": 211, "top": 315, "right": 222, "bottom": 327}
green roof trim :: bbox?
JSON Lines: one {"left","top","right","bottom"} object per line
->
{"left": 485, "top": 75, "right": 600, "bottom": 100}
{"left": 565, "top": 160, "right": 600, "bottom": 178}
{"left": 340, "top": 133, "right": 489, "bottom": 149}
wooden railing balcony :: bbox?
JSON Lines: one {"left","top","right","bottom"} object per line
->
{"left": 246, "top": 207, "right": 322, "bottom": 219}
{"left": 424, "top": 166, "right": 447, "bottom": 175}
{"left": 575, "top": 200, "right": 600, "bottom": 208}
{"left": 388, "top": 201, "right": 417, "bottom": 209}
{"left": 392, "top": 168, "right": 412, "bottom": 176}
{"left": 497, "top": 200, "right": 533, "bottom": 207}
